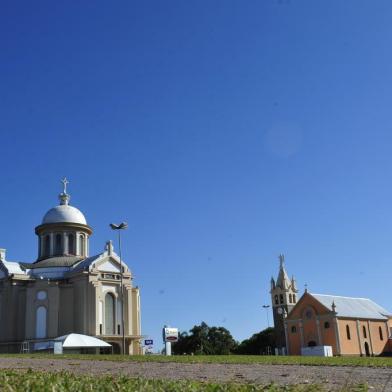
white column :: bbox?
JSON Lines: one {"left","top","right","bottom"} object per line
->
{"left": 333, "top": 317, "right": 341, "bottom": 355}
{"left": 316, "top": 318, "right": 322, "bottom": 345}
{"left": 299, "top": 321, "right": 304, "bottom": 347}
{"left": 63, "top": 233, "right": 68, "bottom": 255}
{"left": 86, "top": 235, "right": 89, "bottom": 257}
{"left": 76, "top": 232, "right": 80, "bottom": 255}
{"left": 356, "top": 320, "right": 363, "bottom": 356}
{"left": 49, "top": 233, "right": 54, "bottom": 256}
{"left": 367, "top": 320, "right": 374, "bottom": 355}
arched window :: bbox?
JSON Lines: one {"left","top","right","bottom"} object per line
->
{"left": 105, "top": 293, "right": 115, "bottom": 335}
{"left": 291, "top": 326, "right": 297, "bottom": 333}
{"left": 379, "top": 326, "right": 384, "bottom": 341}
{"left": 68, "top": 234, "right": 74, "bottom": 255}
{"left": 293, "top": 294, "right": 296, "bottom": 303}
{"left": 274, "top": 295, "right": 278, "bottom": 305}
{"left": 305, "top": 309, "right": 313, "bottom": 319}
{"left": 346, "top": 325, "right": 351, "bottom": 340}
{"left": 55, "top": 234, "right": 62, "bottom": 255}
{"left": 324, "top": 322, "right": 330, "bottom": 329}
{"left": 289, "top": 294, "right": 292, "bottom": 303}
{"left": 79, "top": 235, "right": 85, "bottom": 256}
{"left": 44, "top": 236, "right": 50, "bottom": 257}
{"left": 36, "top": 306, "right": 47, "bottom": 339}
{"left": 279, "top": 294, "right": 284, "bottom": 304}
{"left": 363, "top": 326, "right": 367, "bottom": 338}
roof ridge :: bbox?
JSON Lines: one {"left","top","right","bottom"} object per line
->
{"left": 311, "top": 293, "right": 372, "bottom": 301}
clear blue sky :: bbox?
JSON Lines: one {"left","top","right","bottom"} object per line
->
{"left": 1, "top": 0, "right": 392, "bottom": 350}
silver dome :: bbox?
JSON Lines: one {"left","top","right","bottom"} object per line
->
{"left": 42, "top": 205, "right": 87, "bottom": 225}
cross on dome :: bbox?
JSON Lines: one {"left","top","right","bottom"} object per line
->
{"left": 59, "top": 177, "right": 71, "bottom": 205}
{"left": 61, "top": 177, "right": 69, "bottom": 194}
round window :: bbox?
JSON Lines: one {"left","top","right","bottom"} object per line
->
{"left": 305, "top": 310, "right": 312, "bottom": 319}
{"left": 37, "top": 291, "right": 47, "bottom": 300}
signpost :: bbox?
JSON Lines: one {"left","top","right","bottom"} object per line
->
{"left": 143, "top": 339, "right": 154, "bottom": 355}
{"left": 162, "top": 326, "right": 178, "bottom": 356}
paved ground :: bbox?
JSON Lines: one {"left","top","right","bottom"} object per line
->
{"left": 0, "top": 357, "right": 391, "bottom": 390}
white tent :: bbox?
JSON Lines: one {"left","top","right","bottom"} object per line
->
{"left": 55, "top": 333, "right": 111, "bottom": 348}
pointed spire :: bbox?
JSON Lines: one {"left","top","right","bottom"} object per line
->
{"left": 276, "top": 254, "right": 290, "bottom": 289}
{"left": 291, "top": 275, "right": 298, "bottom": 292}
{"left": 270, "top": 277, "right": 276, "bottom": 290}
{"left": 59, "top": 177, "right": 71, "bottom": 205}
{"left": 279, "top": 254, "right": 285, "bottom": 268}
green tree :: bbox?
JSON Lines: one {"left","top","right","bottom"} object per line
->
{"left": 234, "top": 327, "right": 276, "bottom": 355}
{"left": 172, "top": 322, "right": 238, "bottom": 355}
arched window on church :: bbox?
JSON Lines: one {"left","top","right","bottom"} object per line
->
{"left": 293, "top": 294, "right": 296, "bottom": 303}
{"left": 105, "top": 293, "right": 115, "bottom": 335}
{"left": 55, "top": 234, "right": 62, "bottom": 255}
{"left": 274, "top": 295, "right": 278, "bottom": 305}
{"left": 379, "top": 326, "right": 384, "bottom": 341}
{"left": 79, "top": 235, "right": 85, "bottom": 257}
{"left": 44, "top": 235, "right": 50, "bottom": 257}
{"left": 363, "top": 326, "right": 367, "bottom": 339}
{"left": 346, "top": 325, "right": 351, "bottom": 340}
{"left": 289, "top": 294, "right": 292, "bottom": 303}
{"left": 68, "top": 234, "right": 74, "bottom": 255}
{"left": 280, "top": 294, "right": 284, "bottom": 304}
{"left": 36, "top": 306, "right": 47, "bottom": 339}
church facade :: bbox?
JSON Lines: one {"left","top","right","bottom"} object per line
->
{"left": 0, "top": 180, "right": 142, "bottom": 354}
{"left": 285, "top": 291, "right": 392, "bottom": 356}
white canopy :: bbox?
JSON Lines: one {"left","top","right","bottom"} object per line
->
{"left": 55, "top": 333, "right": 111, "bottom": 348}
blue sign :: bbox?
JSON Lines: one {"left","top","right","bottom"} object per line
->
{"left": 144, "top": 339, "right": 153, "bottom": 346}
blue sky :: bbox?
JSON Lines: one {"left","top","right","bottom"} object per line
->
{"left": 1, "top": 0, "right": 392, "bottom": 349}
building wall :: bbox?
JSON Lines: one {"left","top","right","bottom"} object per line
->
{"left": 338, "top": 319, "right": 390, "bottom": 356}
{"left": 337, "top": 319, "right": 360, "bottom": 355}
{"left": 285, "top": 321, "right": 302, "bottom": 355}
{"left": 58, "top": 284, "right": 74, "bottom": 335}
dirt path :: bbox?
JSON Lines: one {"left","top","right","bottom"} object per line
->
{"left": 0, "top": 357, "right": 391, "bottom": 390}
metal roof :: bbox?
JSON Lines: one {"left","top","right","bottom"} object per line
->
{"left": 21, "top": 256, "right": 84, "bottom": 269}
{"left": 71, "top": 254, "right": 101, "bottom": 272}
{"left": 55, "top": 333, "right": 111, "bottom": 348}
{"left": 311, "top": 293, "right": 391, "bottom": 320}
{"left": 2, "top": 260, "right": 26, "bottom": 275}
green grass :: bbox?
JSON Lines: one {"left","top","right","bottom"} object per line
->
{"left": 0, "top": 353, "right": 392, "bottom": 367}
{"left": 0, "top": 369, "right": 368, "bottom": 391}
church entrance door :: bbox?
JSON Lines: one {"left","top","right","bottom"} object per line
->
{"left": 364, "top": 342, "right": 370, "bottom": 357}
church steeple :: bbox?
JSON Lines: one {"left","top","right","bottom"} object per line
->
{"left": 270, "top": 254, "right": 299, "bottom": 353}
{"left": 276, "top": 254, "right": 291, "bottom": 290}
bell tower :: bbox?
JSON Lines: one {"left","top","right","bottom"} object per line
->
{"left": 270, "top": 254, "right": 298, "bottom": 354}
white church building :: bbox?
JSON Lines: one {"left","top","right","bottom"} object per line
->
{"left": 0, "top": 180, "right": 142, "bottom": 354}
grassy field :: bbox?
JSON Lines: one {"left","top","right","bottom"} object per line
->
{"left": 1, "top": 353, "right": 392, "bottom": 367}
{"left": 0, "top": 369, "right": 368, "bottom": 392}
